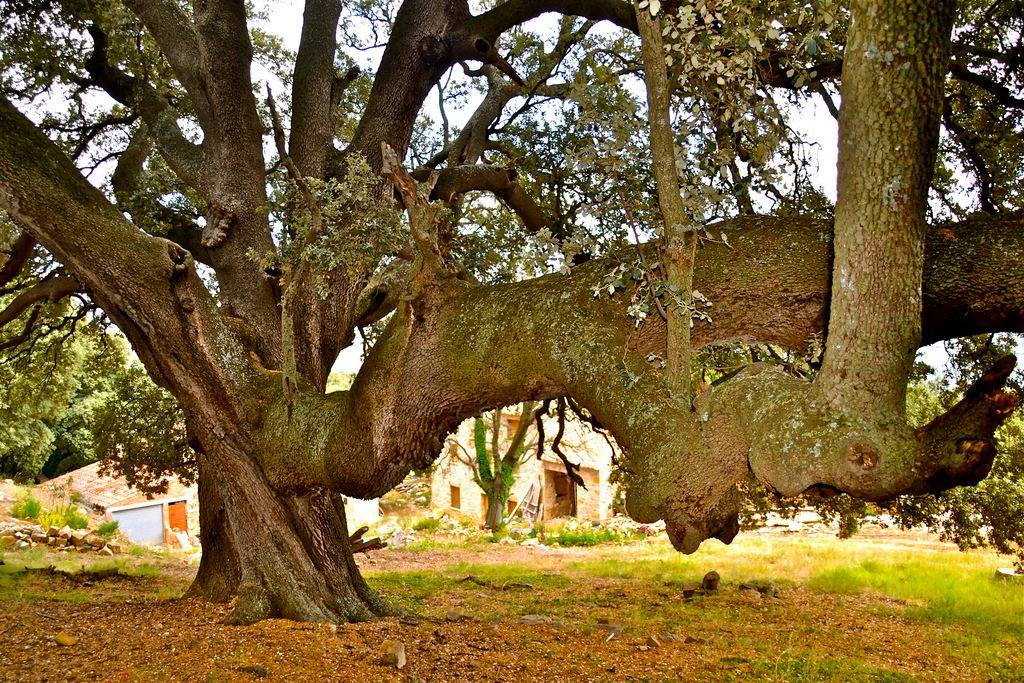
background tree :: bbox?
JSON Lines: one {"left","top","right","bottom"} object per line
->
{"left": 0, "top": 0, "right": 1021, "bottom": 624}
{"left": 451, "top": 403, "right": 537, "bottom": 531}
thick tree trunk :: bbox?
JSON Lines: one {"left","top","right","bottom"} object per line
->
{"left": 192, "top": 427, "right": 395, "bottom": 624}
{"left": 186, "top": 464, "right": 241, "bottom": 602}
{"left": 485, "top": 487, "right": 505, "bottom": 531}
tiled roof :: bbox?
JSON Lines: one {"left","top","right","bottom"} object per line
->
{"left": 40, "top": 462, "right": 194, "bottom": 511}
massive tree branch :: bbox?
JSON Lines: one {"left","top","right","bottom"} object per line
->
{"left": 0, "top": 232, "right": 36, "bottom": 288}
{"left": 0, "top": 276, "right": 79, "bottom": 329}
{"left": 290, "top": 0, "right": 345, "bottom": 179}
{"left": 256, "top": 214, "right": 1024, "bottom": 515}
{"left": 471, "top": 0, "right": 636, "bottom": 40}
{"left": 121, "top": 0, "right": 211, "bottom": 125}
{"left": 0, "top": 96, "right": 257, "bottom": 424}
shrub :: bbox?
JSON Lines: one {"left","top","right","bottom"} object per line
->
{"left": 412, "top": 517, "right": 441, "bottom": 532}
{"left": 542, "top": 526, "right": 641, "bottom": 547}
{"left": 11, "top": 495, "right": 42, "bottom": 520}
{"left": 97, "top": 520, "right": 119, "bottom": 538}
{"left": 65, "top": 508, "right": 89, "bottom": 530}
{"left": 38, "top": 503, "right": 89, "bottom": 530}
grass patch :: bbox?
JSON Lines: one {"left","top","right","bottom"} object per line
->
{"left": 810, "top": 557, "right": 1024, "bottom": 675}
{"left": 810, "top": 559, "right": 1024, "bottom": 639}
{"left": 97, "top": 520, "right": 120, "bottom": 538}
{"left": 11, "top": 494, "right": 42, "bottom": 521}
{"left": 741, "top": 652, "right": 915, "bottom": 682}
{"left": 411, "top": 517, "right": 441, "bottom": 532}
{"left": 542, "top": 526, "right": 638, "bottom": 547}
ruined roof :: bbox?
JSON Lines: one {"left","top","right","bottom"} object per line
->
{"left": 39, "top": 462, "right": 194, "bottom": 511}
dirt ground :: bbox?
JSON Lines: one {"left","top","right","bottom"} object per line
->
{"left": 1, "top": 530, "right": 1021, "bottom": 682}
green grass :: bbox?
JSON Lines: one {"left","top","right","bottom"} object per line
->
{"left": 542, "top": 526, "right": 640, "bottom": 547}
{"left": 740, "top": 653, "right": 915, "bottom": 682}
{"left": 11, "top": 495, "right": 41, "bottom": 521}
{"left": 97, "top": 520, "right": 120, "bottom": 538}
{"left": 411, "top": 516, "right": 441, "bottom": 531}
{"left": 0, "top": 550, "right": 174, "bottom": 604}
{"left": 809, "top": 557, "right": 1024, "bottom": 676}
{"left": 810, "top": 559, "right": 1024, "bottom": 637}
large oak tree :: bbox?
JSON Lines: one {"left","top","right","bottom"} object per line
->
{"left": 1, "top": 0, "right": 1022, "bottom": 623}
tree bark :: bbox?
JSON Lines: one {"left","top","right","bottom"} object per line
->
{"left": 485, "top": 486, "right": 505, "bottom": 531}
{"left": 193, "top": 425, "right": 395, "bottom": 624}
{"left": 186, "top": 463, "right": 241, "bottom": 603}
{"left": 636, "top": 1, "right": 696, "bottom": 399}
{"left": 819, "top": 0, "right": 957, "bottom": 419}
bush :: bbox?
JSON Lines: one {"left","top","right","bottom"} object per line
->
{"left": 542, "top": 526, "right": 642, "bottom": 547}
{"left": 38, "top": 503, "right": 89, "bottom": 530}
{"left": 97, "top": 520, "right": 119, "bottom": 538}
{"left": 412, "top": 517, "right": 441, "bottom": 532}
{"left": 11, "top": 495, "right": 42, "bottom": 520}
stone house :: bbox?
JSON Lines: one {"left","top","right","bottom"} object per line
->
{"left": 430, "top": 409, "right": 617, "bottom": 524}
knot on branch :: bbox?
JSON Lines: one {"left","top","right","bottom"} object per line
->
{"left": 621, "top": 355, "right": 1019, "bottom": 556}
{"left": 202, "top": 202, "right": 237, "bottom": 249}
{"left": 450, "top": 35, "right": 525, "bottom": 86}
{"left": 165, "top": 240, "right": 190, "bottom": 279}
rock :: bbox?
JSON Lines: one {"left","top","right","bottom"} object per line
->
{"left": 87, "top": 535, "right": 105, "bottom": 549}
{"left": 236, "top": 665, "right": 268, "bottom": 678}
{"left": 15, "top": 540, "right": 29, "bottom": 549}
{"left": 98, "top": 545, "right": 114, "bottom": 556}
{"left": 702, "top": 571, "right": 720, "bottom": 591}
{"left": 518, "top": 614, "right": 550, "bottom": 626}
{"left": 70, "top": 530, "right": 90, "bottom": 547}
{"left": 58, "top": 526, "right": 73, "bottom": 539}
{"left": 739, "top": 586, "right": 762, "bottom": 601}
{"left": 739, "top": 581, "right": 779, "bottom": 598}
{"left": 388, "top": 530, "right": 414, "bottom": 548}
{"left": 53, "top": 632, "right": 78, "bottom": 647}
{"left": 684, "top": 635, "right": 708, "bottom": 645}
{"left": 638, "top": 645, "right": 649, "bottom": 652}
{"left": 994, "top": 567, "right": 1022, "bottom": 581}
{"left": 380, "top": 640, "right": 406, "bottom": 669}
{"left": 0, "top": 535, "right": 15, "bottom": 549}
{"left": 30, "top": 531, "right": 47, "bottom": 544}
{"left": 51, "top": 537, "right": 67, "bottom": 548}
{"left": 47, "top": 526, "right": 60, "bottom": 538}
{"left": 645, "top": 635, "right": 662, "bottom": 648}
{"left": 444, "top": 610, "right": 468, "bottom": 622}
{"left": 107, "top": 543, "right": 122, "bottom": 553}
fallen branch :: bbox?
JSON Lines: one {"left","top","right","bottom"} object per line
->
{"left": 457, "top": 574, "right": 534, "bottom": 590}
{"left": 348, "top": 525, "right": 386, "bottom": 554}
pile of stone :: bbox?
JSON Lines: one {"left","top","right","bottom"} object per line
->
{"left": 0, "top": 522, "right": 120, "bottom": 555}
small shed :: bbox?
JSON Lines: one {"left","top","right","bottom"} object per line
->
{"left": 43, "top": 462, "right": 198, "bottom": 547}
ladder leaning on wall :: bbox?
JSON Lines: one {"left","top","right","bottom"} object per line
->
{"left": 506, "top": 481, "right": 542, "bottom": 524}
